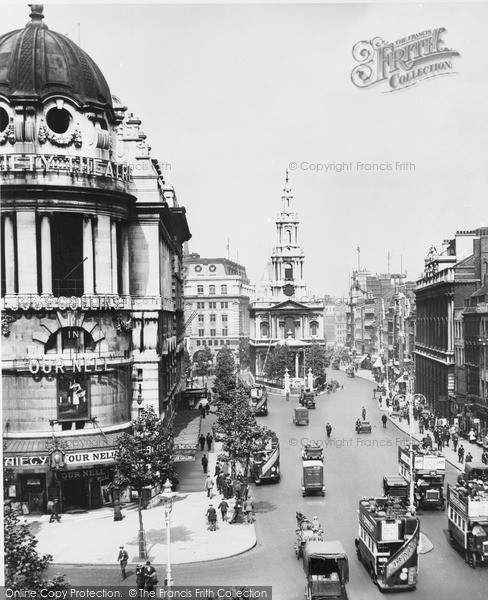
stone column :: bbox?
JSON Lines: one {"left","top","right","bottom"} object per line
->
{"left": 17, "top": 210, "right": 38, "bottom": 294}
{"left": 295, "top": 352, "right": 299, "bottom": 378}
{"left": 94, "top": 215, "right": 112, "bottom": 294}
{"left": 121, "top": 223, "right": 129, "bottom": 295}
{"left": 83, "top": 215, "right": 94, "bottom": 294}
{"left": 3, "top": 213, "right": 16, "bottom": 294}
{"left": 111, "top": 220, "right": 118, "bottom": 294}
{"left": 40, "top": 213, "right": 52, "bottom": 294}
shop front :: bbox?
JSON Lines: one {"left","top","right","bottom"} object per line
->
{"left": 3, "top": 431, "right": 126, "bottom": 514}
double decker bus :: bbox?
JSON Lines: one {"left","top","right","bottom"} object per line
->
{"left": 250, "top": 432, "right": 280, "bottom": 485}
{"left": 398, "top": 443, "right": 446, "bottom": 510}
{"left": 355, "top": 497, "right": 420, "bottom": 591}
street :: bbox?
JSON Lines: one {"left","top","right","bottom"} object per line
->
{"left": 53, "top": 370, "right": 488, "bottom": 598}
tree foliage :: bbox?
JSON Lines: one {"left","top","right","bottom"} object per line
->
{"left": 4, "top": 507, "right": 69, "bottom": 592}
{"left": 214, "top": 387, "right": 272, "bottom": 476}
{"left": 304, "top": 342, "right": 329, "bottom": 377}
{"left": 238, "top": 336, "right": 251, "bottom": 369}
{"left": 114, "top": 406, "right": 176, "bottom": 492}
{"left": 263, "top": 345, "right": 295, "bottom": 380}
{"left": 182, "top": 349, "right": 192, "bottom": 378}
{"left": 194, "top": 345, "right": 213, "bottom": 381}
{"left": 212, "top": 345, "right": 237, "bottom": 405}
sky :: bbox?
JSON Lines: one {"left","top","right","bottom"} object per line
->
{"left": 1, "top": 1, "right": 487, "bottom": 297}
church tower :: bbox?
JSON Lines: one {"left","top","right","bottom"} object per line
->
{"left": 270, "top": 172, "right": 306, "bottom": 299}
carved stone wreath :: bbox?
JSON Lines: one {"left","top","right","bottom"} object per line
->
{"left": 0, "top": 123, "right": 15, "bottom": 145}
{"left": 1, "top": 314, "right": 17, "bottom": 337}
{"left": 38, "top": 119, "right": 82, "bottom": 148}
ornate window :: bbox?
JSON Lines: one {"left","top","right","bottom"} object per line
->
{"left": 209, "top": 285, "right": 216, "bottom": 295}
{"left": 260, "top": 322, "right": 269, "bottom": 338}
{"left": 284, "top": 263, "right": 293, "bottom": 281}
{"left": 197, "top": 285, "right": 204, "bottom": 295}
{"left": 310, "top": 321, "right": 319, "bottom": 336}
{"left": 221, "top": 285, "right": 228, "bottom": 295}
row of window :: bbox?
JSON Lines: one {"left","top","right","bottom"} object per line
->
{"left": 198, "top": 314, "right": 228, "bottom": 324}
{"left": 197, "top": 285, "right": 227, "bottom": 295}
{"left": 196, "top": 339, "right": 228, "bottom": 346}
{"left": 198, "top": 328, "right": 228, "bottom": 337}
{"left": 449, "top": 507, "right": 467, "bottom": 532}
{"left": 196, "top": 301, "right": 229, "bottom": 309}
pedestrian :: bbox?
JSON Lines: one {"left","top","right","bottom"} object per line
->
{"left": 326, "top": 422, "right": 332, "bottom": 438}
{"left": 136, "top": 564, "right": 145, "bottom": 597}
{"left": 201, "top": 453, "right": 208, "bottom": 474}
{"left": 48, "top": 497, "right": 61, "bottom": 523}
{"left": 214, "top": 462, "right": 221, "bottom": 477}
{"left": 216, "top": 472, "right": 225, "bottom": 495}
{"left": 419, "top": 420, "right": 424, "bottom": 434}
{"left": 200, "top": 404, "right": 206, "bottom": 419}
{"left": 206, "top": 504, "right": 218, "bottom": 531}
{"left": 444, "top": 430, "right": 450, "bottom": 447}
{"left": 465, "top": 452, "right": 473, "bottom": 464}
{"left": 381, "top": 414, "right": 387, "bottom": 429}
{"left": 143, "top": 561, "right": 157, "bottom": 591}
{"left": 117, "top": 545, "right": 129, "bottom": 581}
{"left": 481, "top": 450, "right": 488, "bottom": 465}
{"left": 230, "top": 498, "right": 242, "bottom": 524}
{"left": 285, "top": 390, "right": 290, "bottom": 401}
{"left": 205, "top": 402, "right": 211, "bottom": 416}
{"left": 206, "top": 432, "right": 213, "bottom": 451}
{"left": 234, "top": 479, "right": 243, "bottom": 499}
{"left": 199, "top": 434, "right": 205, "bottom": 451}
{"left": 226, "top": 476, "right": 234, "bottom": 499}
{"left": 452, "top": 433, "right": 459, "bottom": 453}
{"left": 362, "top": 407, "right": 366, "bottom": 421}
{"left": 218, "top": 498, "right": 229, "bottom": 521}
{"left": 244, "top": 497, "right": 255, "bottom": 523}
{"left": 458, "top": 444, "right": 465, "bottom": 464}
{"left": 205, "top": 475, "right": 214, "bottom": 498}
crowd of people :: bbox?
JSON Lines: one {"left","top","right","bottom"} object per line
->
{"left": 204, "top": 457, "right": 255, "bottom": 531}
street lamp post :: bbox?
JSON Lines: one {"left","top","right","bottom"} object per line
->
{"left": 161, "top": 479, "right": 177, "bottom": 587}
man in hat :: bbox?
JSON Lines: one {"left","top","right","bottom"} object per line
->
{"left": 201, "top": 453, "right": 208, "bottom": 474}
{"left": 117, "top": 545, "right": 129, "bottom": 580}
{"left": 206, "top": 504, "right": 217, "bottom": 531}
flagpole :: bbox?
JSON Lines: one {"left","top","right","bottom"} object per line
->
{"left": 357, "top": 246, "right": 361, "bottom": 271}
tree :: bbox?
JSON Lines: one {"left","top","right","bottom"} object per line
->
{"left": 238, "top": 336, "right": 251, "bottom": 369}
{"left": 213, "top": 345, "right": 237, "bottom": 406}
{"left": 263, "top": 344, "right": 295, "bottom": 381}
{"left": 214, "top": 387, "right": 272, "bottom": 478}
{"left": 304, "top": 342, "right": 329, "bottom": 378}
{"left": 4, "top": 506, "right": 69, "bottom": 592}
{"left": 194, "top": 345, "right": 213, "bottom": 385}
{"left": 114, "top": 406, "right": 176, "bottom": 558}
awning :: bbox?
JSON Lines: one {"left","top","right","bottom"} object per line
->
{"left": 372, "top": 357, "right": 383, "bottom": 369}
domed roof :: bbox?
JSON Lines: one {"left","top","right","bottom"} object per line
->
{"left": 0, "top": 5, "right": 113, "bottom": 112}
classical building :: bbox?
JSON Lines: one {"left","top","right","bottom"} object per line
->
{"left": 1, "top": 7, "right": 190, "bottom": 513}
{"left": 249, "top": 175, "right": 324, "bottom": 378}
{"left": 183, "top": 252, "right": 253, "bottom": 363}
{"left": 414, "top": 229, "right": 484, "bottom": 419}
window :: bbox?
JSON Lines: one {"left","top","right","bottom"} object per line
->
{"left": 196, "top": 340, "right": 201, "bottom": 346}
{"left": 210, "top": 329, "right": 216, "bottom": 337}
{"left": 222, "top": 328, "right": 228, "bottom": 337}
{"left": 197, "top": 302, "right": 205, "bottom": 309}
{"left": 198, "top": 329, "right": 204, "bottom": 337}
{"left": 209, "top": 301, "right": 217, "bottom": 309}
{"left": 284, "top": 262, "right": 293, "bottom": 280}
{"left": 209, "top": 285, "right": 216, "bottom": 295}
{"left": 221, "top": 285, "right": 227, "bottom": 295}
{"left": 198, "top": 314, "right": 204, "bottom": 324}
{"left": 310, "top": 321, "right": 318, "bottom": 336}
{"left": 222, "top": 314, "right": 228, "bottom": 323}
{"left": 260, "top": 322, "right": 269, "bottom": 338}
{"left": 46, "top": 107, "right": 71, "bottom": 134}
{"left": 210, "top": 314, "right": 216, "bottom": 323}
{"left": 208, "top": 340, "right": 213, "bottom": 346}
{"left": 221, "top": 302, "right": 228, "bottom": 309}
{"left": 220, "top": 340, "right": 225, "bottom": 345}
{"left": 197, "top": 285, "right": 204, "bottom": 295}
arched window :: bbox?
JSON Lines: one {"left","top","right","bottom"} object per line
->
{"left": 197, "top": 285, "right": 204, "bottom": 295}
{"left": 209, "top": 285, "right": 216, "bottom": 295}
{"left": 260, "top": 322, "right": 269, "bottom": 338}
{"left": 284, "top": 263, "right": 293, "bottom": 281}
{"left": 310, "top": 321, "right": 319, "bottom": 337}
{"left": 285, "top": 229, "right": 292, "bottom": 244}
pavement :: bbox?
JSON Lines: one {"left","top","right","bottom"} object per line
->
{"left": 23, "top": 410, "right": 256, "bottom": 566}
{"left": 350, "top": 365, "right": 487, "bottom": 470}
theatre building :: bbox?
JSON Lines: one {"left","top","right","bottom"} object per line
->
{"left": 1, "top": 7, "right": 190, "bottom": 512}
